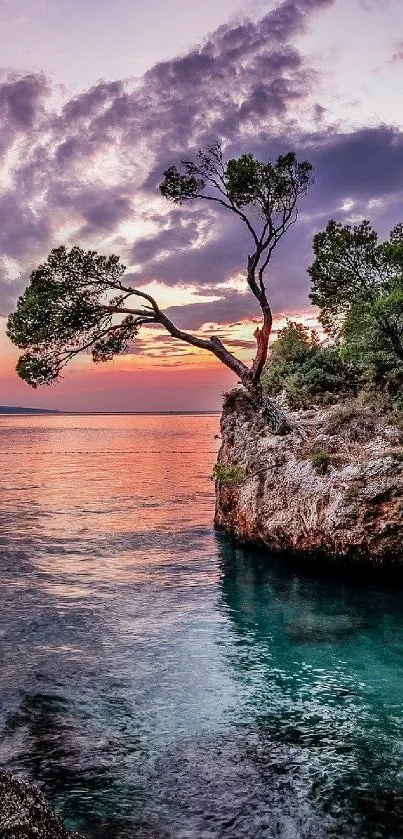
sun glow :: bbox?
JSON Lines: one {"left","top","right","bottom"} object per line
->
{"left": 135, "top": 280, "right": 221, "bottom": 310}
{"left": 215, "top": 272, "right": 249, "bottom": 294}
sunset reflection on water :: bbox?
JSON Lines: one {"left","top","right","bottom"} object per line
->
{"left": 0, "top": 414, "right": 221, "bottom": 595}
{"left": 2, "top": 414, "right": 403, "bottom": 839}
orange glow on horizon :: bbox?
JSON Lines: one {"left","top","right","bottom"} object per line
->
{"left": 0, "top": 310, "right": 321, "bottom": 410}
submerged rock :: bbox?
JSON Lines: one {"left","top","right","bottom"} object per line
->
{"left": 0, "top": 771, "right": 83, "bottom": 839}
{"left": 215, "top": 389, "right": 403, "bottom": 570}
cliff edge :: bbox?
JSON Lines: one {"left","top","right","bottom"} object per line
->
{"left": 214, "top": 389, "right": 403, "bottom": 570}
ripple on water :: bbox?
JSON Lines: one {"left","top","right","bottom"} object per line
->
{"left": 0, "top": 415, "right": 403, "bottom": 837}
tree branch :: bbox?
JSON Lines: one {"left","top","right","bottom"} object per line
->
{"left": 194, "top": 194, "right": 260, "bottom": 247}
{"left": 156, "top": 309, "right": 251, "bottom": 381}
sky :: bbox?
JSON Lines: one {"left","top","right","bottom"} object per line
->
{"left": 0, "top": 0, "right": 402, "bottom": 411}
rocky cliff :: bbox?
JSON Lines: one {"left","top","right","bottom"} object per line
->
{"left": 214, "top": 389, "right": 403, "bottom": 570}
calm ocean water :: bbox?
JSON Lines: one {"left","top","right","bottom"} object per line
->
{"left": 1, "top": 414, "right": 403, "bottom": 838}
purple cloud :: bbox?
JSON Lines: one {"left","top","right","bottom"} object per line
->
{"left": 1, "top": 0, "right": 402, "bottom": 343}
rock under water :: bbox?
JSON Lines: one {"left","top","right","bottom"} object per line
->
{"left": 0, "top": 770, "right": 83, "bottom": 839}
{"left": 215, "top": 389, "right": 403, "bottom": 570}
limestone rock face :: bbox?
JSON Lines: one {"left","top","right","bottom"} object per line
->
{"left": 214, "top": 389, "right": 403, "bottom": 569}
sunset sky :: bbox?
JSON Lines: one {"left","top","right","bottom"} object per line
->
{"left": 0, "top": 0, "right": 402, "bottom": 411}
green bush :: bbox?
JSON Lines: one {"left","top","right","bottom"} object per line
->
{"left": 262, "top": 321, "right": 357, "bottom": 409}
{"left": 309, "top": 451, "right": 332, "bottom": 476}
{"left": 213, "top": 464, "right": 246, "bottom": 485}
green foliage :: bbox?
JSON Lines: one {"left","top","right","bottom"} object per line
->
{"left": 388, "top": 399, "right": 403, "bottom": 431}
{"left": 213, "top": 463, "right": 246, "bottom": 485}
{"left": 270, "top": 321, "right": 320, "bottom": 363}
{"left": 309, "top": 451, "right": 332, "bottom": 476}
{"left": 261, "top": 321, "right": 356, "bottom": 408}
{"left": 309, "top": 220, "right": 378, "bottom": 334}
{"left": 7, "top": 246, "right": 138, "bottom": 387}
{"left": 226, "top": 152, "right": 313, "bottom": 214}
{"left": 226, "top": 154, "right": 261, "bottom": 206}
{"left": 340, "top": 297, "right": 403, "bottom": 390}
{"left": 345, "top": 486, "right": 360, "bottom": 502}
{"left": 308, "top": 219, "right": 403, "bottom": 365}
{"left": 307, "top": 218, "right": 403, "bottom": 408}
{"left": 8, "top": 142, "right": 314, "bottom": 394}
{"left": 160, "top": 143, "right": 313, "bottom": 223}
{"left": 159, "top": 165, "right": 205, "bottom": 203}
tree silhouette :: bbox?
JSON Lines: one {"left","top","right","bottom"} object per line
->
{"left": 7, "top": 142, "right": 313, "bottom": 431}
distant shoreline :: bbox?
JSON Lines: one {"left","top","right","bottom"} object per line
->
{"left": 0, "top": 408, "right": 221, "bottom": 416}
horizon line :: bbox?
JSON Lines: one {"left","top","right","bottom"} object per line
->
{"left": 0, "top": 408, "right": 222, "bottom": 415}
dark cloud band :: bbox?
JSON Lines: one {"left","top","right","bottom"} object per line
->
{"left": 0, "top": 0, "right": 402, "bottom": 336}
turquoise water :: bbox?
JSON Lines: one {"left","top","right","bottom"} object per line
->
{"left": 0, "top": 414, "right": 403, "bottom": 837}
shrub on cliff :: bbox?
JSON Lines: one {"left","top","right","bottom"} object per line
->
{"left": 261, "top": 322, "right": 357, "bottom": 408}
{"left": 309, "top": 451, "right": 332, "bottom": 475}
{"left": 213, "top": 464, "right": 246, "bottom": 485}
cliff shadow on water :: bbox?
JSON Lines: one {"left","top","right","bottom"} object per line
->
{"left": 216, "top": 533, "right": 403, "bottom": 838}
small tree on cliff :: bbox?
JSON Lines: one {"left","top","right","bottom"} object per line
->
{"left": 308, "top": 219, "right": 403, "bottom": 400}
{"left": 7, "top": 142, "right": 313, "bottom": 430}
{"left": 309, "top": 219, "right": 403, "bottom": 363}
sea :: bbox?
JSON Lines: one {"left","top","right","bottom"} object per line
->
{"left": 0, "top": 413, "right": 403, "bottom": 838}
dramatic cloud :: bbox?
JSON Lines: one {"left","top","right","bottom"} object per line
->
{"left": 0, "top": 0, "right": 402, "bottom": 352}
{"left": 390, "top": 40, "right": 403, "bottom": 64}
{"left": 0, "top": 0, "right": 335, "bottom": 293}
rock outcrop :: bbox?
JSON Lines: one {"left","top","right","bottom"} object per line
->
{"left": 0, "top": 771, "right": 83, "bottom": 839}
{"left": 214, "top": 389, "right": 403, "bottom": 570}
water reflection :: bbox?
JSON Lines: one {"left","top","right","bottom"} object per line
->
{"left": 1, "top": 416, "right": 403, "bottom": 837}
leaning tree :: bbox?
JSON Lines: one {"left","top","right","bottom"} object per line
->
{"left": 7, "top": 142, "right": 313, "bottom": 432}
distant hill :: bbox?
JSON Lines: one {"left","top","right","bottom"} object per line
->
{"left": 0, "top": 405, "right": 59, "bottom": 414}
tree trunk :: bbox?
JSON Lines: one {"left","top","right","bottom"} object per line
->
{"left": 250, "top": 307, "right": 272, "bottom": 382}
{"left": 243, "top": 378, "right": 299, "bottom": 436}
{"left": 157, "top": 288, "right": 299, "bottom": 435}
